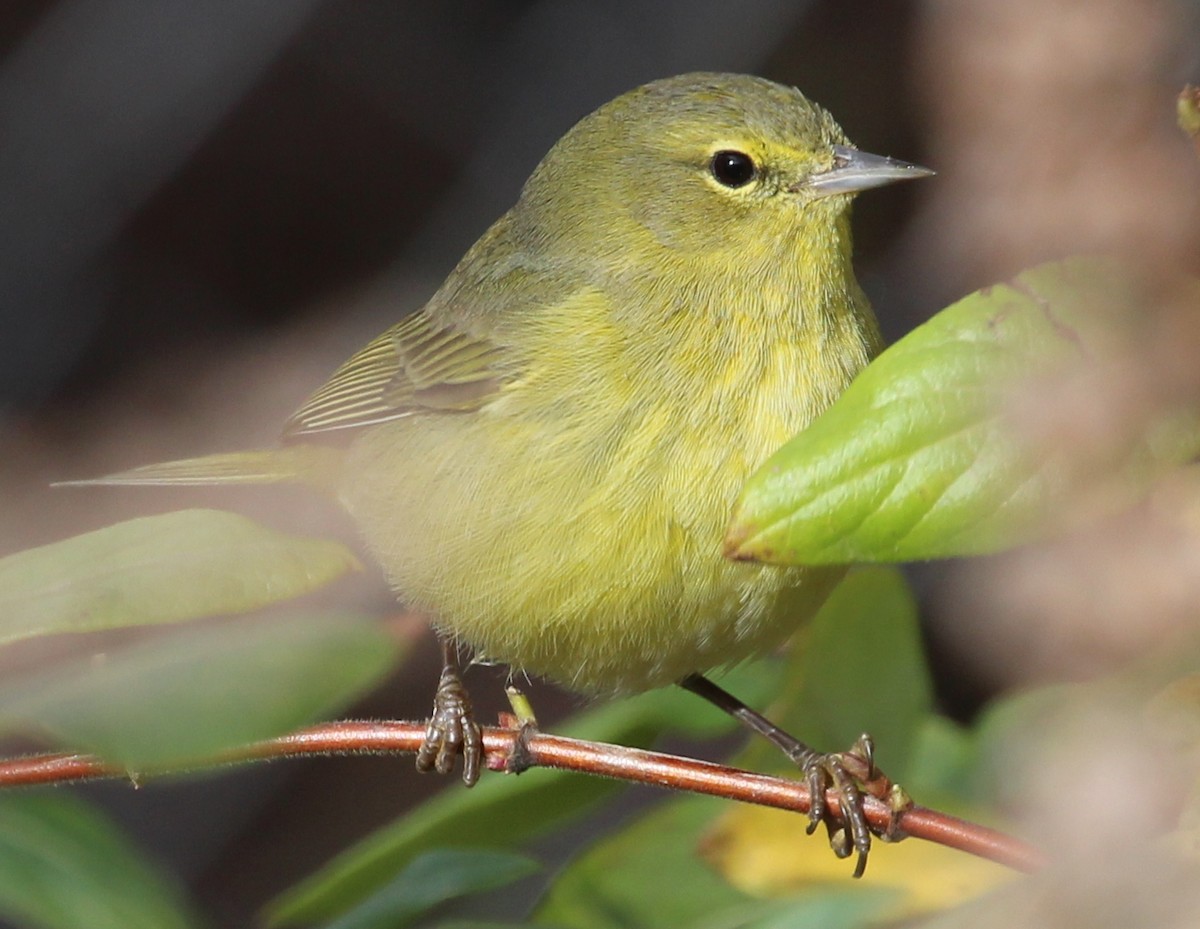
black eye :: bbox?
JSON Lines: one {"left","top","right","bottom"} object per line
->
{"left": 709, "top": 150, "right": 757, "bottom": 188}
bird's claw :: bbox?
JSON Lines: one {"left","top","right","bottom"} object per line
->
{"left": 800, "top": 733, "right": 902, "bottom": 878}
{"left": 802, "top": 746, "right": 871, "bottom": 877}
{"left": 415, "top": 662, "right": 482, "bottom": 786}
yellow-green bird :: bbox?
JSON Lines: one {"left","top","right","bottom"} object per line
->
{"left": 81, "top": 73, "right": 930, "bottom": 873}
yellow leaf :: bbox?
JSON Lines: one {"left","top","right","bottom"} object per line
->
{"left": 700, "top": 804, "right": 1015, "bottom": 919}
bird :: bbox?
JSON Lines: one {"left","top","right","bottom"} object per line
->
{"left": 73, "top": 72, "right": 932, "bottom": 874}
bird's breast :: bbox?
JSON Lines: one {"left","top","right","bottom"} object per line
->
{"left": 339, "top": 272, "right": 875, "bottom": 692}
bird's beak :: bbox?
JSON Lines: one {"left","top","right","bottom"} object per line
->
{"left": 801, "top": 144, "right": 934, "bottom": 197}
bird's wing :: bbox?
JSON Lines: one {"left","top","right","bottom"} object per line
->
{"left": 282, "top": 309, "right": 512, "bottom": 438}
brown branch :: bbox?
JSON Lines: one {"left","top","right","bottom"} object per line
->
{"left": 0, "top": 720, "right": 1044, "bottom": 874}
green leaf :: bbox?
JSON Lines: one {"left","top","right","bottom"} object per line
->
{"left": 266, "top": 736, "right": 602, "bottom": 927}
{"left": 0, "top": 612, "right": 402, "bottom": 768}
{"left": 266, "top": 664, "right": 779, "bottom": 927}
{"left": 0, "top": 509, "right": 361, "bottom": 645}
{"left": 0, "top": 792, "right": 201, "bottom": 929}
{"left": 323, "top": 848, "right": 540, "bottom": 929}
{"left": 533, "top": 797, "right": 750, "bottom": 929}
{"left": 727, "top": 258, "right": 1200, "bottom": 565}
{"left": 533, "top": 796, "right": 893, "bottom": 929}
{"left": 966, "top": 684, "right": 1075, "bottom": 811}
{"left": 725, "top": 894, "right": 901, "bottom": 929}
{"left": 745, "top": 568, "right": 932, "bottom": 783}
{"left": 902, "top": 715, "right": 978, "bottom": 799}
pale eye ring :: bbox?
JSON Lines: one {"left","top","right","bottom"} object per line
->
{"left": 709, "top": 150, "right": 757, "bottom": 188}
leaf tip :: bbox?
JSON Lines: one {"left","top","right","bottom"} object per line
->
{"left": 722, "top": 522, "right": 771, "bottom": 563}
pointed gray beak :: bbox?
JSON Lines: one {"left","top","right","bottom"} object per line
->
{"left": 801, "top": 144, "right": 934, "bottom": 197}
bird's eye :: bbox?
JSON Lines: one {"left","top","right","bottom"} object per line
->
{"left": 709, "top": 150, "right": 757, "bottom": 188}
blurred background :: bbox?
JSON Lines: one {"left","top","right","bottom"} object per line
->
{"left": 1, "top": 0, "right": 1199, "bottom": 924}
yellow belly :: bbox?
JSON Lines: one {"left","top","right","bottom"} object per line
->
{"left": 337, "top": 367, "right": 846, "bottom": 693}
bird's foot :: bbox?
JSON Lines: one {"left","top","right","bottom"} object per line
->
{"left": 415, "top": 659, "right": 483, "bottom": 786}
{"left": 798, "top": 733, "right": 911, "bottom": 876}
{"left": 676, "top": 675, "right": 914, "bottom": 876}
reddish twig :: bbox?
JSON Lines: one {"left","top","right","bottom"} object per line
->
{"left": 0, "top": 719, "right": 1043, "bottom": 874}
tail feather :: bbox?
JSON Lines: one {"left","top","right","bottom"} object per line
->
{"left": 55, "top": 446, "right": 342, "bottom": 490}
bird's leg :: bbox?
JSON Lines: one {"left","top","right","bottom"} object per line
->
{"left": 415, "top": 636, "right": 483, "bottom": 786}
{"left": 679, "top": 672, "right": 904, "bottom": 877}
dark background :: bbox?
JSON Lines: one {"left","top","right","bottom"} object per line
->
{"left": 0, "top": 1, "right": 1197, "bottom": 924}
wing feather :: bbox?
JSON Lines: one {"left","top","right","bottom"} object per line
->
{"left": 283, "top": 310, "right": 512, "bottom": 438}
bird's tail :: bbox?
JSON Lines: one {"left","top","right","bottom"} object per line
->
{"left": 55, "top": 445, "right": 343, "bottom": 491}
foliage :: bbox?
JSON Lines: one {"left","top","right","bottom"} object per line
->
{"left": 0, "top": 255, "right": 1198, "bottom": 927}
{"left": 726, "top": 258, "right": 1200, "bottom": 565}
